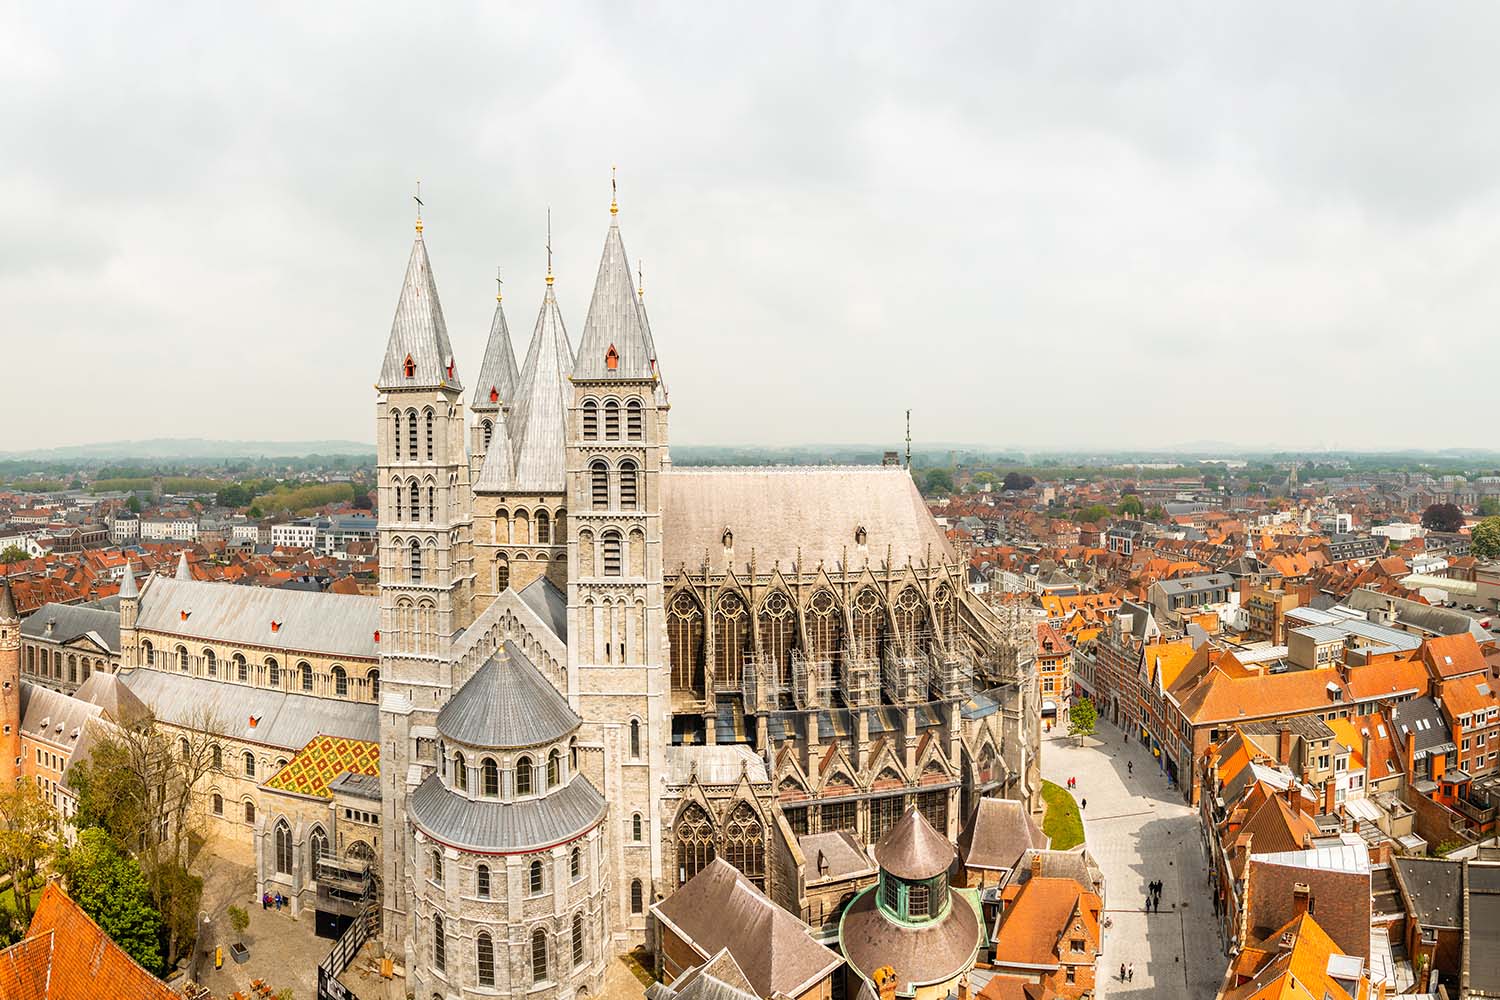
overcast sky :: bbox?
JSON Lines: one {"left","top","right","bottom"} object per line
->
{"left": 5, "top": 4, "right": 1500, "bottom": 453}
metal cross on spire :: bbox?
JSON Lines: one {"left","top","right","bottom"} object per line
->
{"left": 611, "top": 164, "right": 618, "bottom": 216}
{"left": 638, "top": 259, "right": 644, "bottom": 298}
{"left": 414, "top": 179, "right": 424, "bottom": 233}
{"left": 495, "top": 266, "right": 503, "bottom": 303}
{"left": 545, "top": 207, "right": 554, "bottom": 286}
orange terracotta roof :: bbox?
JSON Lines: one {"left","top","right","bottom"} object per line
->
{"left": 1439, "top": 673, "right": 1498, "bottom": 721}
{"left": 1174, "top": 662, "right": 1351, "bottom": 727}
{"left": 1423, "top": 633, "right": 1489, "bottom": 680}
{"left": 0, "top": 884, "right": 177, "bottom": 999}
{"left": 1344, "top": 655, "right": 1428, "bottom": 702}
{"left": 990, "top": 877, "right": 1101, "bottom": 969}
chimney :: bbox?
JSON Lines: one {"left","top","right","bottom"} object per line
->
{"left": 1031, "top": 852, "right": 1043, "bottom": 877}
{"left": 1323, "top": 779, "right": 1337, "bottom": 816}
{"left": 875, "top": 966, "right": 898, "bottom": 1000}
{"left": 957, "top": 976, "right": 970, "bottom": 1000}
{"left": 1278, "top": 724, "right": 1293, "bottom": 764}
{"left": 1292, "top": 882, "right": 1311, "bottom": 918}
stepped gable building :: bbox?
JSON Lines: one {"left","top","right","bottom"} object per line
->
{"left": 7, "top": 187, "right": 1040, "bottom": 999}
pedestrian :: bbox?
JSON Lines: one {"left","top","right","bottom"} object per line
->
{"left": 1120, "top": 964, "right": 1127, "bottom": 982}
{"left": 1128, "top": 964, "right": 1135, "bottom": 982}
{"left": 1081, "top": 798, "right": 1087, "bottom": 810}
{"left": 261, "top": 893, "right": 268, "bottom": 910}
{"left": 1128, "top": 760, "right": 1133, "bottom": 775}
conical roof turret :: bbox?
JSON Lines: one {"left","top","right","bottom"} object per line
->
{"left": 473, "top": 391, "right": 520, "bottom": 492}
{"left": 175, "top": 551, "right": 192, "bottom": 581}
{"left": 377, "top": 229, "right": 462, "bottom": 392}
{"left": 0, "top": 577, "right": 15, "bottom": 622}
{"left": 573, "top": 202, "right": 659, "bottom": 382}
{"left": 508, "top": 280, "right": 575, "bottom": 493}
{"left": 472, "top": 279, "right": 519, "bottom": 412}
{"left": 119, "top": 559, "right": 138, "bottom": 599}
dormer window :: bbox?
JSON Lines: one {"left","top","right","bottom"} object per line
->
{"left": 855, "top": 526, "right": 868, "bottom": 546}
{"left": 403, "top": 354, "right": 416, "bottom": 379}
{"left": 722, "top": 528, "right": 733, "bottom": 549}
{"left": 489, "top": 386, "right": 499, "bottom": 404}
{"left": 605, "top": 344, "right": 619, "bottom": 370}
{"left": 446, "top": 357, "right": 456, "bottom": 379}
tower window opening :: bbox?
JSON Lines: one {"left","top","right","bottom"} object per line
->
{"left": 626, "top": 398, "right": 643, "bottom": 440}
{"left": 403, "top": 354, "right": 415, "bottom": 379}
{"left": 590, "top": 461, "right": 609, "bottom": 510}
{"left": 605, "top": 400, "right": 620, "bottom": 440}
{"left": 582, "top": 400, "right": 598, "bottom": 440}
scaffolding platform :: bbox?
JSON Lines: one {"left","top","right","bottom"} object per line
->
{"left": 790, "top": 651, "right": 835, "bottom": 710}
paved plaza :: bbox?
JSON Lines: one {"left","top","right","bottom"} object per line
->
{"left": 1041, "top": 719, "right": 1226, "bottom": 999}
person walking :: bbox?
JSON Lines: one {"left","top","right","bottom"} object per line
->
{"left": 1120, "top": 964, "right": 1127, "bottom": 982}
{"left": 1081, "top": 798, "right": 1087, "bottom": 810}
{"left": 1128, "top": 964, "right": 1135, "bottom": 982}
{"left": 1127, "top": 760, "right": 1133, "bottom": 776}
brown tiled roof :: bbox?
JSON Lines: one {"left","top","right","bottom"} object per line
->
{"left": 0, "top": 883, "right": 176, "bottom": 1000}
{"left": 957, "top": 798, "right": 1046, "bottom": 872}
{"left": 1245, "top": 859, "right": 1370, "bottom": 959}
{"left": 875, "top": 807, "right": 956, "bottom": 880}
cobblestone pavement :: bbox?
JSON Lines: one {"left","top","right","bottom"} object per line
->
{"left": 1041, "top": 720, "right": 1226, "bottom": 999}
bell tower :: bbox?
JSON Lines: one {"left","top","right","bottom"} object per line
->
{"left": 566, "top": 184, "right": 671, "bottom": 943}
{"left": 0, "top": 578, "right": 20, "bottom": 786}
{"left": 374, "top": 209, "right": 475, "bottom": 953}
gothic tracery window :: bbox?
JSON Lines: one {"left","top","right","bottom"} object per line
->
{"left": 894, "top": 586, "right": 928, "bottom": 650}
{"left": 274, "top": 820, "right": 292, "bottom": 875}
{"left": 714, "top": 591, "right": 747, "bottom": 690}
{"left": 675, "top": 803, "right": 715, "bottom": 886}
{"left": 723, "top": 801, "right": 765, "bottom": 890}
{"left": 668, "top": 592, "right": 705, "bottom": 698}
{"left": 758, "top": 591, "right": 797, "bottom": 691}
{"left": 852, "top": 587, "right": 886, "bottom": 657}
{"left": 806, "top": 590, "right": 842, "bottom": 666}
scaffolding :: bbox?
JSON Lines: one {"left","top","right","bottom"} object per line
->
{"left": 929, "top": 642, "right": 976, "bottom": 701}
{"left": 790, "top": 650, "right": 835, "bottom": 710}
{"left": 740, "top": 652, "right": 789, "bottom": 715}
{"left": 881, "top": 642, "right": 931, "bottom": 704}
{"left": 841, "top": 643, "right": 882, "bottom": 709}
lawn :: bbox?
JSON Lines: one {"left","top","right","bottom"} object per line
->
{"left": 1041, "top": 779, "right": 1085, "bottom": 850}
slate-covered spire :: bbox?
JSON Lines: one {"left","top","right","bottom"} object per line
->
{"left": 473, "top": 385, "right": 519, "bottom": 492}
{"left": 472, "top": 272, "right": 519, "bottom": 413}
{"left": 175, "top": 550, "right": 192, "bottom": 581}
{"left": 573, "top": 198, "right": 660, "bottom": 382}
{"left": 0, "top": 577, "right": 15, "bottom": 621}
{"left": 119, "top": 559, "right": 138, "bottom": 599}
{"left": 377, "top": 226, "right": 463, "bottom": 392}
{"left": 508, "top": 279, "right": 575, "bottom": 493}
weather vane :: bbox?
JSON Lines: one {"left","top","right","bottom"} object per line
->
{"left": 545, "top": 206, "right": 554, "bottom": 285}
{"left": 495, "top": 267, "right": 503, "bottom": 303}
{"left": 414, "top": 179, "right": 424, "bottom": 232}
{"left": 611, "top": 164, "right": 618, "bottom": 215}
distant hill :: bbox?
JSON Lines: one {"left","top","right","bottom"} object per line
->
{"left": 0, "top": 439, "right": 375, "bottom": 461}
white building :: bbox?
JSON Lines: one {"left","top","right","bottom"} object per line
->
{"left": 270, "top": 521, "right": 319, "bottom": 550}
{"left": 140, "top": 517, "right": 199, "bottom": 541}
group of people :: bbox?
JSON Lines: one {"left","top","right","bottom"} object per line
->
{"left": 1119, "top": 962, "right": 1135, "bottom": 982}
{"left": 1145, "top": 878, "right": 1165, "bottom": 912}
{"left": 261, "top": 891, "right": 288, "bottom": 911}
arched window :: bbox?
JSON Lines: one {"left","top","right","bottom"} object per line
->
{"left": 806, "top": 590, "right": 843, "bottom": 667}
{"left": 453, "top": 751, "right": 467, "bottom": 792}
{"left": 392, "top": 410, "right": 403, "bottom": 461}
{"left": 529, "top": 859, "right": 544, "bottom": 895}
{"left": 244, "top": 800, "right": 256, "bottom": 823}
{"left": 629, "top": 718, "right": 642, "bottom": 759}
{"left": 536, "top": 508, "right": 551, "bottom": 544}
{"left": 516, "top": 755, "right": 533, "bottom": 796}
{"left": 204, "top": 649, "right": 217, "bottom": 677}
{"left": 142, "top": 640, "right": 154, "bottom": 667}
{"left": 723, "top": 802, "right": 766, "bottom": 890}
{"left": 626, "top": 398, "right": 644, "bottom": 441}
{"left": 211, "top": 745, "right": 222, "bottom": 770}
{"left": 555, "top": 507, "right": 566, "bottom": 538}
{"left": 406, "top": 409, "right": 418, "bottom": 461}
{"left": 426, "top": 484, "right": 435, "bottom": 522}
{"left": 573, "top": 910, "right": 586, "bottom": 966}
{"left": 431, "top": 850, "right": 443, "bottom": 883}
{"left": 547, "top": 749, "right": 561, "bottom": 788}
{"left": 299, "top": 661, "right": 314, "bottom": 692}
{"left": 893, "top": 586, "right": 927, "bottom": 647}
{"left": 531, "top": 928, "right": 547, "bottom": 984}
{"left": 433, "top": 913, "right": 445, "bottom": 972}
{"left": 714, "top": 591, "right": 748, "bottom": 690}
{"left": 179, "top": 737, "right": 190, "bottom": 760}
{"left": 395, "top": 482, "right": 404, "bottom": 518}
{"left": 602, "top": 531, "right": 622, "bottom": 576}
{"left": 309, "top": 827, "right": 328, "bottom": 868}
{"left": 67, "top": 655, "right": 77, "bottom": 684}
{"left": 852, "top": 587, "right": 886, "bottom": 656}
{"left": 368, "top": 669, "right": 380, "bottom": 700}
{"left": 424, "top": 409, "right": 435, "bottom": 461}
{"left": 570, "top": 846, "right": 582, "bottom": 880}
{"left": 267, "top": 657, "right": 280, "bottom": 687}
{"left": 604, "top": 399, "right": 621, "bottom": 440}
{"left": 758, "top": 591, "right": 797, "bottom": 691}
{"left": 590, "top": 460, "right": 610, "bottom": 510}
{"left": 234, "top": 653, "right": 248, "bottom": 683}
{"left": 619, "top": 459, "right": 639, "bottom": 510}
{"left": 410, "top": 539, "right": 423, "bottom": 584}
{"left": 177, "top": 646, "right": 189, "bottom": 673}
{"left": 477, "top": 863, "right": 491, "bottom": 898}
{"left": 331, "top": 665, "right": 347, "bottom": 697}
{"left": 243, "top": 751, "right": 256, "bottom": 778}
{"left": 676, "top": 804, "right": 716, "bottom": 885}
{"left": 496, "top": 554, "right": 510, "bottom": 592}
{"left": 274, "top": 820, "right": 293, "bottom": 875}
{"left": 582, "top": 399, "right": 599, "bottom": 439}
{"left": 482, "top": 419, "right": 493, "bottom": 452}
{"left": 477, "top": 930, "right": 495, "bottom": 986}
{"left": 668, "top": 592, "right": 705, "bottom": 698}
{"left": 408, "top": 479, "right": 420, "bottom": 521}
{"left": 482, "top": 758, "right": 499, "bottom": 797}
{"left": 632, "top": 813, "right": 643, "bottom": 842}
{"left": 630, "top": 879, "right": 644, "bottom": 914}
{"left": 212, "top": 793, "right": 223, "bottom": 815}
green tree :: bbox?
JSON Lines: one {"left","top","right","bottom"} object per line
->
{"left": 0, "top": 546, "right": 27, "bottom": 564}
{"left": 1068, "top": 696, "right": 1098, "bottom": 742}
{"left": 1472, "top": 517, "right": 1500, "bottom": 561}
{"left": 922, "top": 469, "right": 956, "bottom": 496}
{"left": 1073, "top": 504, "right": 1110, "bottom": 523}
{"left": 247, "top": 505, "right": 263, "bottom": 519}
{"left": 1116, "top": 495, "right": 1145, "bottom": 517}
{"left": 1422, "top": 503, "right": 1464, "bottom": 533}
{"left": 56, "top": 829, "right": 164, "bottom": 974}
{"left": 127, "top": 493, "right": 142, "bottom": 513}
{"left": 0, "top": 783, "right": 59, "bottom": 927}
{"left": 1481, "top": 497, "right": 1500, "bottom": 518}
{"left": 227, "top": 904, "right": 250, "bottom": 938}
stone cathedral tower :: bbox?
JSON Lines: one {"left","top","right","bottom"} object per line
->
{"left": 375, "top": 214, "right": 477, "bottom": 945}
{"left": 565, "top": 194, "right": 671, "bottom": 940}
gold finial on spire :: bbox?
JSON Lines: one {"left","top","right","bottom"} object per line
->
{"left": 545, "top": 206, "right": 554, "bottom": 286}
{"left": 495, "top": 267, "right": 503, "bottom": 303}
{"left": 611, "top": 164, "right": 618, "bottom": 216}
{"left": 414, "top": 180, "right": 424, "bottom": 234}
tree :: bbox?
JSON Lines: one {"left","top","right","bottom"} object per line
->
{"left": 0, "top": 546, "right": 27, "bottom": 564}
{"left": 127, "top": 493, "right": 142, "bottom": 514}
{"left": 352, "top": 492, "right": 373, "bottom": 510}
{"left": 1481, "top": 497, "right": 1500, "bottom": 518}
{"left": 1001, "top": 472, "right": 1036, "bottom": 492}
{"left": 1422, "top": 503, "right": 1464, "bottom": 533}
{"left": 247, "top": 505, "right": 263, "bottom": 519}
{"left": 56, "top": 829, "right": 164, "bottom": 974}
{"left": 0, "top": 782, "right": 59, "bottom": 927}
{"left": 1073, "top": 504, "right": 1110, "bottom": 524}
{"left": 227, "top": 904, "right": 250, "bottom": 938}
{"left": 1068, "top": 696, "right": 1098, "bottom": 742}
{"left": 1472, "top": 517, "right": 1500, "bottom": 561}
{"left": 922, "top": 469, "right": 955, "bottom": 496}
{"left": 1116, "top": 495, "right": 1145, "bottom": 517}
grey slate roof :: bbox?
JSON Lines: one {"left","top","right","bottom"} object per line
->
{"left": 118, "top": 560, "right": 137, "bottom": 599}
{"left": 329, "top": 771, "right": 382, "bottom": 801}
{"left": 20, "top": 682, "right": 104, "bottom": 750}
{"left": 377, "top": 233, "right": 463, "bottom": 392}
{"left": 407, "top": 770, "right": 605, "bottom": 852}
{"left": 661, "top": 466, "right": 955, "bottom": 574}
{"left": 119, "top": 668, "right": 379, "bottom": 750}
{"left": 572, "top": 214, "right": 660, "bottom": 382}
{"left": 645, "top": 947, "right": 758, "bottom": 1000}
{"left": 176, "top": 550, "right": 191, "bottom": 580}
{"left": 518, "top": 576, "right": 567, "bottom": 643}
{"left": 1392, "top": 858, "right": 1462, "bottom": 929}
{"left": 436, "top": 640, "right": 580, "bottom": 749}
{"left": 471, "top": 297, "right": 519, "bottom": 412}
{"left": 19, "top": 601, "right": 120, "bottom": 653}
{"left": 136, "top": 576, "right": 379, "bottom": 660}
{"left": 505, "top": 283, "right": 574, "bottom": 493}
{"left": 72, "top": 671, "right": 150, "bottom": 726}
{"left": 471, "top": 397, "right": 519, "bottom": 492}
{"left": 957, "top": 797, "right": 1047, "bottom": 872}
{"left": 1390, "top": 698, "right": 1456, "bottom": 758}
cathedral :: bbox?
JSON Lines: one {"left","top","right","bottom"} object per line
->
{"left": 14, "top": 188, "right": 1039, "bottom": 1000}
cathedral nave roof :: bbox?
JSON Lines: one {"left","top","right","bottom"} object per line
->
{"left": 134, "top": 576, "right": 379, "bottom": 659}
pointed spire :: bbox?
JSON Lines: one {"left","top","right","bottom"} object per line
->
{"left": 473, "top": 392, "right": 519, "bottom": 492}
{"left": 507, "top": 278, "right": 575, "bottom": 493}
{"left": 175, "top": 550, "right": 192, "bottom": 581}
{"left": 0, "top": 577, "right": 15, "bottom": 622}
{"left": 377, "top": 223, "right": 462, "bottom": 392}
{"left": 472, "top": 268, "right": 520, "bottom": 413}
{"left": 119, "top": 559, "right": 138, "bottom": 600}
{"left": 573, "top": 188, "right": 661, "bottom": 382}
